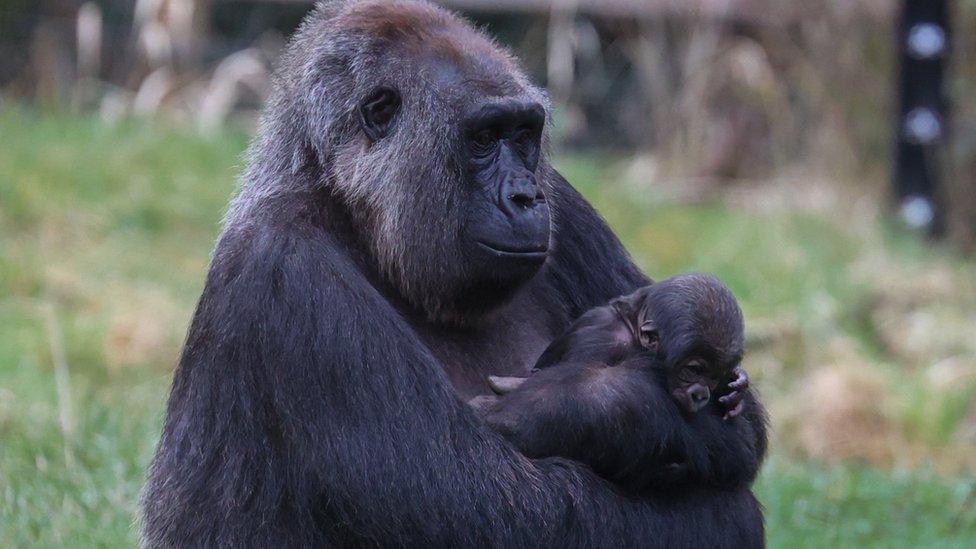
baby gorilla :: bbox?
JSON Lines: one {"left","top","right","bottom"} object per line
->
{"left": 473, "top": 274, "right": 766, "bottom": 492}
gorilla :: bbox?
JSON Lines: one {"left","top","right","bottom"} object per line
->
{"left": 141, "top": 1, "right": 766, "bottom": 546}
{"left": 473, "top": 274, "right": 767, "bottom": 494}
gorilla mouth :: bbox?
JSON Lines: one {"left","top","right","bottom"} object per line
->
{"left": 476, "top": 241, "right": 548, "bottom": 260}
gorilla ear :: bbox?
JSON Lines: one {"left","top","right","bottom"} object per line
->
{"left": 360, "top": 86, "right": 401, "bottom": 141}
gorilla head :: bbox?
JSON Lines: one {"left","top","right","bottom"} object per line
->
{"left": 266, "top": 0, "right": 553, "bottom": 322}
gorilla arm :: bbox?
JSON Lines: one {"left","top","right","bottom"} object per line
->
{"left": 141, "top": 215, "right": 763, "bottom": 547}
{"left": 542, "top": 170, "right": 651, "bottom": 318}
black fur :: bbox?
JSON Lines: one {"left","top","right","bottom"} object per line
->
{"left": 476, "top": 277, "right": 768, "bottom": 494}
{"left": 141, "top": 1, "right": 765, "bottom": 546}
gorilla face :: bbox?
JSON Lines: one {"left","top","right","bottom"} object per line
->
{"left": 361, "top": 87, "right": 550, "bottom": 268}
{"left": 348, "top": 47, "right": 552, "bottom": 322}
{"left": 460, "top": 98, "right": 550, "bottom": 276}
{"left": 294, "top": 6, "right": 555, "bottom": 323}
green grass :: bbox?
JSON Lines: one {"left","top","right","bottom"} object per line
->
{"left": 1, "top": 109, "right": 975, "bottom": 547}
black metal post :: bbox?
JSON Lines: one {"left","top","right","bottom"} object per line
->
{"left": 894, "top": 0, "right": 950, "bottom": 235}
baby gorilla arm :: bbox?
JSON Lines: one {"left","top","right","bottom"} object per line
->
{"left": 474, "top": 365, "right": 766, "bottom": 492}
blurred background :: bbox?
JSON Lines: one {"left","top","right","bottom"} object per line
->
{"left": 1, "top": 0, "right": 975, "bottom": 546}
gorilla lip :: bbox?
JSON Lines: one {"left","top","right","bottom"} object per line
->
{"left": 476, "top": 241, "right": 548, "bottom": 260}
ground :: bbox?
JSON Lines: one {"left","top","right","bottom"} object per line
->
{"left": 1, "top": 109, "right": 974, "bottom": 547}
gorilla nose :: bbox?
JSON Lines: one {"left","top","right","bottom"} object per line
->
{"left": 688, "top": 385, "right": 711, "bottom": 412}
{"left": 508, "top": 189, "right": 536, "bottom": 208}
{"left": 501, "top": 174, "right": 543, "bottom": 217}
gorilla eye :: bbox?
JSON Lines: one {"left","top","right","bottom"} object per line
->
{"left": 360, "top": 86, "right": 401, "bottom": 141}
{"left": 514, "top": 126, "right": 537, "bottom": 148}
{"left": 471, "top": 129, "right": 497, "bottom": 152}
{"left": 639, "top": 324, "right": 659, "bottom": 351}
{"left": 684, "top": 358, "right": 708, "bottom": 374}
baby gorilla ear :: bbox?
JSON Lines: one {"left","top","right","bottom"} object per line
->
{"left": 638, "top": 322, "right": 659, "bottom": 352}
{"left": 360, "top": 86, "right": 401, "bottom": 141}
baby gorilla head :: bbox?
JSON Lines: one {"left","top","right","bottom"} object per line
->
{"left": 610, "top": 274, "right": 744, "bottom": 414}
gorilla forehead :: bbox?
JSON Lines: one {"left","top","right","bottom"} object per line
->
{"left": 421, "top": 53, "right": 525, "bottom": 101}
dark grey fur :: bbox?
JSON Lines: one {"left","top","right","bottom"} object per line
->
{"left": 141, "top": 1, "right": 765, "bottom": 546}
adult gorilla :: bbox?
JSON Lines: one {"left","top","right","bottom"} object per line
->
{"left": 142, "top": 1, "right": 764, "bottom": 546}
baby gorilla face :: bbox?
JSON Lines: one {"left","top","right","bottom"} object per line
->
{"left": 612, "top": 274, "right": 744, "bottom": 415}
{"left": 665, "top": 358, "right": 724, "bottom": 414}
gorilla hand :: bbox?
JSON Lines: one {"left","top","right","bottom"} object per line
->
{"left": 467, "top": 376, "right": 526, "bottom": 417}
{"left": 488, "top": 375, "right": 527, "bottom": 394}
{"left": 718, "top": 366, "right": 750, "bottom": 421}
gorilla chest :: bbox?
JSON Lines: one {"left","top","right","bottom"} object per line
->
{"left": 416, "top": 312, "right": 555, "bottom": 400}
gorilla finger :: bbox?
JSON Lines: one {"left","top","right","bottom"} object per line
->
{"left": 729, "top": 367, "right": 749, "bottom": 390}
{"left": 488, "top": 375, "right": 527, "bottom": 394}
{"left": 468, "top": 395, "right": 499, "bottom": 412}
{"left": 718, "top": 391, "right": 739, "bottom": 403}
{"left": 723, "top": 400, "right": 746, "bottom": 421}
{"left": 719, "top": 391, "right": 743, "bottom": 409}
{"left": 665, "top": 462, "right": 690, "bottom": 478}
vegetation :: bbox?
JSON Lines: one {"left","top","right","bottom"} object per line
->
{"left": 1, "top": 109, "right": 974, "bottom": 547}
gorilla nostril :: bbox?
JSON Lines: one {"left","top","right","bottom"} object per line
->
{"left": 508, "top": 193, "right": 535, "bottom": 209}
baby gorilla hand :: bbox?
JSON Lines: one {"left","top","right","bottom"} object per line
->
{"left": 718, "top": 366, "right": 749, "bottom": 421}
{"left": 488, "top": 375, "right": 527, "bottom": 394}
{"left": 467, "top": 376, "right": 526, "bottom": 416}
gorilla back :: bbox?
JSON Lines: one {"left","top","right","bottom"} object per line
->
{"left": 141, "top": 1, "right": 765, "bottom": 546}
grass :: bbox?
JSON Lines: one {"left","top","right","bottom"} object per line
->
{"left": 1, "top": 108, "right": 975, "bottom": 547}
